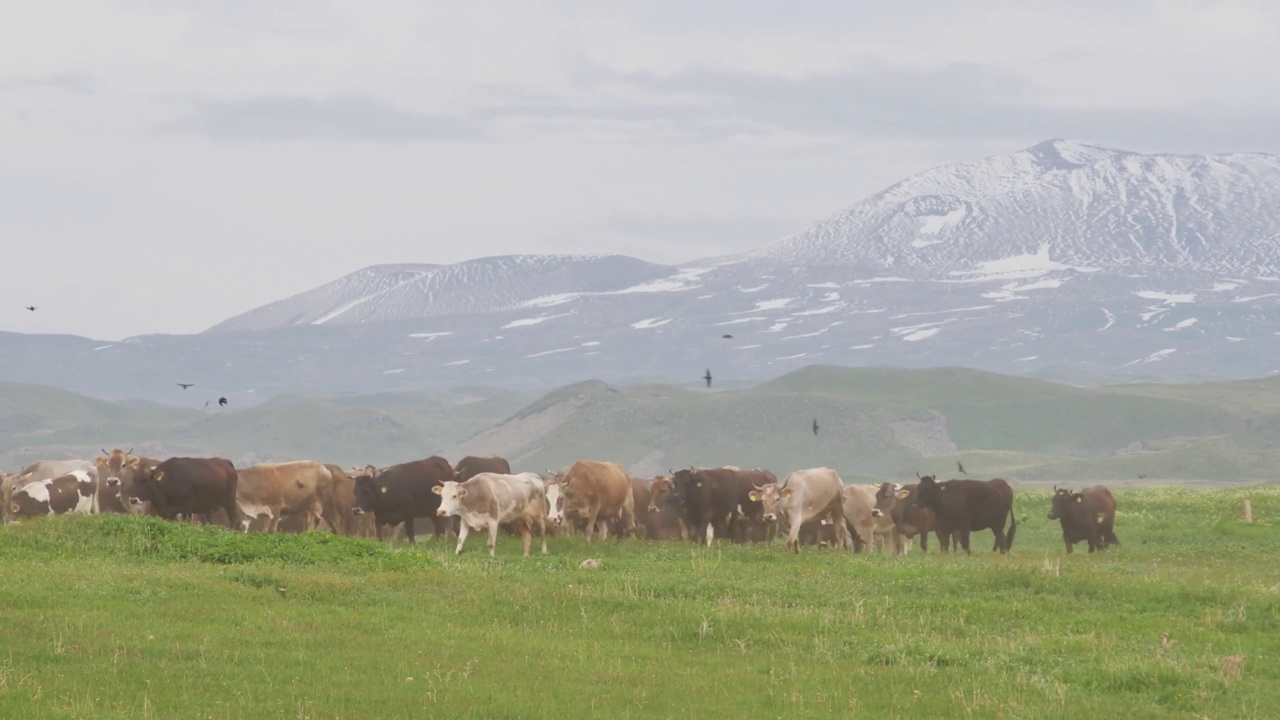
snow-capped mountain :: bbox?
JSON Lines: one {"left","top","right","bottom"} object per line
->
{"left": 6, "top": 139, "right": 1280, "bottom": 404}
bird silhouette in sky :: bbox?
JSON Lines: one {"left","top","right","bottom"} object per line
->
{"left": 176, "top": 383, "right": 194, "bottom": 390}
{"left": 204, "top": 401, "right": 209, "bottom": 408}
{"left": 24, "top": 305, "right": 36, "bottom": 312}
{"left": 812, "top": 418, "right": 820, "bottom": 436}
{"left": 721, "top": 334, "right": 733, "bottom": 339}
{"left": 957, "top": 461, "right": 969, "bottom": 475}
{"left": 218, "top": 397, "right": 228, "bottom": 407}
{"left": 702, "top": 369, "right": 712, "bottom": 388}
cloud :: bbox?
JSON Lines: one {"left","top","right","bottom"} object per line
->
{"left": 0, "top": 72, "right": 97, "bottom": 93}
{"left": 165, "top": 95, "right": 485, "bottom": 142}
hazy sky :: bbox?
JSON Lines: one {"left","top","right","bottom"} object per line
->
{"left": 5, "top": 1, "right": 1280, "bottom": 340}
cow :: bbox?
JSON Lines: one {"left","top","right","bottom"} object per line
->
{"left": 95, "top": 449, "right": 160, "bottom": 515}
{"left": 454, "top": 455, "right": 512, "bottom": 482}
{"left": 643, "top": 475, "right": 687, "bottom": 540}
{"left": 839, "top": 484, "right": 896, "bottom": 553}
{"left": 351, "top": 456, "right": 454, "bottom": 543}
{"left": 915, "top": 475, "right": 1017, "bottom": 554}
{"left": 129, "top": 457, "right": 239, "bottom": 528}
{"left": 551, "top": 460, "right": 635, "bottom": 544}
{"left": 8, "top": 470, "right": 97, "bottom": 519}
{"left": 872, "top": 480, "right": 943, "bottom": 555}
{"left": 234, "top": 461, "right": 338, "bottom": 533}
{"left": 434, "top": 472, "right": 549, "bottom": 557}
{"left": 6, "top": 460, "right": 99, "bottom": 521}
{"left": 325, "top": 464, "right": 376, "bottom": 537}
{"left": 727, "top": 468, "right": 776, "bottom": 543}
{"left": 1048, "top": 485, "right": 1119, "bottom": 553}
{"left": 747, "top": 467, "right": 845, "bottom": 553}
{"left": 627, "top": 477, "right": 653, "bottom": 540}
{"left": 669, "top": 467, "right": 738, "bottom": 546}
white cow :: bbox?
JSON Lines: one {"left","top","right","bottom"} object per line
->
{"left": 434, "top": 472, "right": 549, "bottom": 557}
{"left": 841, "top": 484, "right": 896, "bottom": 553}
{"left": 747, "top": 467, "right": 846, "bottom": 553}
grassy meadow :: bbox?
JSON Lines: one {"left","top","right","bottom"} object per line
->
{"left": 2, "top": 485, "right": 1278, "bottom": 719}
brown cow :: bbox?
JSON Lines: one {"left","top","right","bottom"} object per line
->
{"left": 235, "top": 461, "right": 337, "bottom": 533}
{"left": 551, "top": 460, "right": 635, "bottom": 544}
{"left": 627, "top": 477, "right": 652, "bottom": 540}
{"left": 454, "top": 455, "right": 512, "bottom": 482}
{"left": 129, "top": 457, "right": 240, "bottom": 528}
{"left": 915, "top": 476, "right": 1017, "bottom": 554}
{"left": 872, "top": 480, "right": 944, "bottom": 554}
{"left": 1048, "top": 485, "right": 1119, "bottom": 553}
{"left": 8, "top": 470, "right": 97, "bottom": 518}
{"left": 643, "top": 475, "right": 687, "bottom": 540}
{"left": 839, "top": 484, "right": 896, "bottom": 553}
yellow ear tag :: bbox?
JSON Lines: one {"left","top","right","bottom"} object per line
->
{"left": 696, "top": 481, "right": 702, "bottom": 487}
{"left": 896, "top": 490, "right": 909, "bottom": 499}
{"left": 380, "top": 486, "right": 388, "bottom": 494}
{"left": 1075, "top": 496, "right": 1082, "bottom": 503}
{"left": 9, "top": 503, "right": 18, "bottom": 514}
{"left": 154, "top": 471, "right": 164, "bottom": 482}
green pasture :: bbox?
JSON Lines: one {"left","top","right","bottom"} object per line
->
{"left": 1, "top": 486, "right": 1277, "bottom": 719}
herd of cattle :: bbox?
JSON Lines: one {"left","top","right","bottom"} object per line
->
{"left": 1, "top": 450, "right": 1122, "bottom": 556}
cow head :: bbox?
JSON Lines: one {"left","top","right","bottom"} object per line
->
{"left": 544, "top": 481, "right": 565, "bottom": 525}
{"left": 1047, "top": 486, "right": 1079, "bottom": 520}
{"left": 872, "top": 482, "right": 907, "bottom": 518}
{"left": 914, "top": 474, "right": 941, "bottom": 510}
{"left": 432, "top": 481, "right": 465, "bottom": 517}
{"left": 351, "top": 473, "right": 386, "bottom": 515}
{"left": 746, "top": 483, "right": 788, "bottom": 522}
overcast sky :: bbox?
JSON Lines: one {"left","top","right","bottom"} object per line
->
{"left": 4, "top": 0, "right": 1280, "bottom": 340}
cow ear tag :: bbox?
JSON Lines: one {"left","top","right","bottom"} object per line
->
{"left": 380, "top": 486, "right": 388, "bottom": 494}
{"left": 154, "top": 471, "right": 164, "bottom": 482}
{"left": 896, "top": 490, "right": 909, "bottom": 499}
{"left": 9, "top": 503, "right": 18, "bottom": 514}
{"left": 1075, "top": 495, "right": 1082, "bottom": 502}
{"left": 696, "top": 481, "right": 702, "bottom": 487}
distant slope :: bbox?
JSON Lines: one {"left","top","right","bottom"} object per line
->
{"left": 443, "top": 365, "right": 1280, "bottom": 483}
{"left": 0, "top": 383, "right": 531, "bottom": 470}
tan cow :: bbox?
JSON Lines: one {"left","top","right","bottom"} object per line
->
{"left": 326, "top": 464, "right": 376, "bottom": 537}
{"left": 552, "top": 460, "right": 636, "bottom": 544}
{"left": 95, "top": 449, "right": 160, "bottom": 515}
{"left": 433, "top": 472, "right": 548, "bottom": 557}
{"left": 748, "top": 467, "right": 846, "bottom": 553}
{"left": 234, "top": 461, "right": 337, "bottom": 533}
{"left": 841, "top": 484, "right": 896, "bottom": 553}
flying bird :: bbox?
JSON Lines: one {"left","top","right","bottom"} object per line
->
{"left": 956, "top": 461, "right": 969, "bottom": 475}
{"left": 721, "top": 334, "right": 733, "bottom": 339}
{"left": 702, "top": 369, "right": 712, "bottom": 388}
{"left": 24, "top": 305, "right": 36, "bottom": 312}
{"left": 218, "top": 397, "right": 228, "bottom": 407}
{"left": 176, "top": 383, "right": 194, "bottom": 390}
{"left": 204, "top": 401, "right": 209, "bottom": 408}
{"left": 812, "top": 418, "right": 819, "bottom": 436}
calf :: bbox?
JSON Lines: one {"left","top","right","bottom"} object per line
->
{"left": 434, "top": 472, "right": 548, "bottom": 556}
{"left": 8, "top": 471, "right": 97, "bottom": 518}
{"left": 352, "top": 457, "right": 453, "bottom": 543}
{"left": 872, "top": 480, "right": 943, "bottom": 554}
{"left": 1048, "top": 485, "right": 1119, "bottom": 553}
{"left": 915, "top": 475, "right": 1016, "bottom": 554}
{"left": 748, "top": 467, "right": 845, "bottom": 553}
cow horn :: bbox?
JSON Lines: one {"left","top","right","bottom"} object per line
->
{"left": 916, "top": 471, "right": 922, "bottom": 479}
{"left": 126, "top": 447, "right": 133, "bottom": 456}
{"left": 102, "top": 448, "right": 110, "bottom": 456}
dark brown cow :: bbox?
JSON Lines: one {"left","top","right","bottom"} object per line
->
{"left": 669, "top": 467, "right": 739, "bottom": 546}
{"left": 454, "top": 455, "right": 512, "bottom": 482}
{"left": 914, "top": 475, "right": 1016, "bottom": 554}
{"left": 130, "top": 457, "right": 239, "bottom": 528}
{"left": 728, "top": 468, "right": 775, "bottom": 543}
{"left": 1048, "top": 485, "right": 1119, "bottom": 553}
{"left": 352, "top": 457, "right": 455, "bottom": 543}
{"left": 872, "top": 480, "right": 945, "bottom": 554}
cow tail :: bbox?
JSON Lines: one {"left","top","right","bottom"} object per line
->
{"left": 1005, "top": 503, "right": 1017, "bottom": 551}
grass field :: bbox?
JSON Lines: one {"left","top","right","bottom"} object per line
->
{"left": 2, "top": 486, "right": 1279, "bottom": 719}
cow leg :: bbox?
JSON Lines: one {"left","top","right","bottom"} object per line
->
{"left": 487, "top": 521, "right": 500, "bottom": 557}
{"left": 583, "top": 507, "right": 600, "bottom": 544}
{"left": 785, "top": 516, "right": 802, "bottom": 553}
{"left": 957, "top": 526, "right": 972, "bottom": 554}
{"left": 537, "top": 515, "right": 548, "bottom": 555}
{"left": 919, "top": 529, "right": 928, "bottom": 553}
{"left": 520, "top": 520, "right": 533, "bottom": 557}
{"left": 621, "top": 502, "right": 636, "bottom": 540}
{"left": 404, "top": 517, "right": 417, "bottom": 544}
{"left": 455, "top": 522, "right": 470, "bottom": 554}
